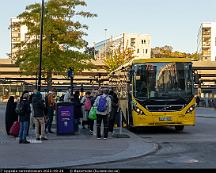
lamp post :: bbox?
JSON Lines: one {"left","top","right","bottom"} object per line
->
{"left": 98, "top": 73, "right": 101, "bottom": 87}
{"left": 104, "top": 29, "right": 107, "bottom": 59}
{"left": 67, "top": 67, "right": 74, "bottom": 101}
{"left": 93, "top": 41, "right": 96, "bottom": 59}
{"left": 37, "top": 0, "right": 45, "bottom": 92}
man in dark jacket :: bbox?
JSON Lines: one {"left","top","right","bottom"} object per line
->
{"left": 73, "top": 91, "right": 83, "bottom": 133}
{"left": 108, "top": 90, "right": 119, "bottom": 135}
{"left": 32, "top": 91, "right": 47, "bottom": 140}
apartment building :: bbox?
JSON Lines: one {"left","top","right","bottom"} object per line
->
{"left": 197, "top": 22, "right": 216, "bottom": 61}
{"left": 95, "top": 33, "right": 151, "bottom": 60}
{"left": 10, "top": 17, "right": 29, "bottom": 58}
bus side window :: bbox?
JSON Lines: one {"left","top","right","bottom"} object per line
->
{"left": 128, "top": 69, "right": 134, "bottom": 81}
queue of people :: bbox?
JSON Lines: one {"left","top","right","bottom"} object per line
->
{"left": 80, "top": 88, "right": 119, "bottom": 139}
{"left": 5, "top": 89, "right": 57, "bottom": 144}
{"left": 5, "top": 87, "right": 120, "bottom": 143}
{"left": 60, "top": 87, "right": 120, "bottom": 139}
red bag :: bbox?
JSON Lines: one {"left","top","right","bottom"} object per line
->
{"left": 9, "top": 121, "right": 20, "bottom": 137}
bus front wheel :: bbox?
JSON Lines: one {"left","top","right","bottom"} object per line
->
{"left": 175, "top": 125, "right": 184, "bottom": 131}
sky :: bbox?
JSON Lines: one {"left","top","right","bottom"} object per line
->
{"left": 1, "top": 0, "right": 216, "bottom": 58}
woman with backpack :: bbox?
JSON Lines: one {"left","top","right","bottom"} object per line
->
{"left": 93, "top": 88, "right": 111, "bottom": 140}
{"left": 81, "top": 91, "right": 94, "bottom": 135}
{"left": 18, "top": 91, "right": 31, "bottom": 144}
{"left": 80, "top": 91, "right": 90, "bottom": 129}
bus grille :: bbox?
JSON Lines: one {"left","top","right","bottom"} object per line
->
{"left": 146, "top": 104, "right": 185, "bottom": 112}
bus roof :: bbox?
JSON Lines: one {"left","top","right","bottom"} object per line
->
{"left": 132, "top": 58, "right": 192, "bottom": 64}
{"left": 110, "top": 58, "right": 192, "bottom": 74}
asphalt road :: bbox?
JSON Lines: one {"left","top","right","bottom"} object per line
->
{"left": 77, "top": 108, "right": 216, "bottom": 169}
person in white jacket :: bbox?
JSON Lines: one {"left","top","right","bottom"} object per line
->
{"left": 93, "top": 88, "right": 111, "bottom": 140}
{"left": 64, "top": 87, "right": 72, "bottom": 102}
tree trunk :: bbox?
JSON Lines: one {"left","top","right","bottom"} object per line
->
{"left": 47, "top": 71, "right": 52, "bottom": 92}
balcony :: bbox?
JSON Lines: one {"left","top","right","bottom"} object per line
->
{"left": 202, "top": 35, "right": 211, "bottom": 38}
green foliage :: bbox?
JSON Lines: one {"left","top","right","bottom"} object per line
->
{"left": 103, "top": 44, "right": 135, "bottom": 72}
{"left": 187, "top": 53, "right": 200, "bottom": 61}
{"left": 11, "top": 0, "right": 97, "bottom": 76}
{"left": 151, "top": 45, "right": 199, "bottom": 60}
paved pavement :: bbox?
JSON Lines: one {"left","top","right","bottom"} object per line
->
{"left": 196, "top": 107, "right": 216, "bottom": 118}
{"left": 0, "top": 103, "right": 157, "bottom": 169}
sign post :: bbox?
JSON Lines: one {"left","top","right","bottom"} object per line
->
{"left": 67, "top": 67, "right": 74, "bottom": 101}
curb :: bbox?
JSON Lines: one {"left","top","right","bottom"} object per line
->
{"left": 197, "top": 115, "right": 216, "bottom": 118}
{"left": 24, "top": 130, "right": 158, "bottom": 168}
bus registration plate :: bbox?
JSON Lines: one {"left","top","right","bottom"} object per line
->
{"left": 159, "top": 117, "right": 172, "bottom": 121}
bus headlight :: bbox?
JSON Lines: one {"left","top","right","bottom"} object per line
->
{"left": 133, "top": 106, "right": 145, "bottom": 115}
{"left": 186, "top": 105, "right": 195, "bottom": 114}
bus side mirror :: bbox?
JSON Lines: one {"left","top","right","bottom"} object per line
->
{"left": 194, "top": 73, "right": 200, "bottom": 84}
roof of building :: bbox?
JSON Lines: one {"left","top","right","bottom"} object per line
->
{"left": 0, "top": 58, "right": 12, "bottom": 64}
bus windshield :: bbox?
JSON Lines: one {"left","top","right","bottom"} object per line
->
{"left": 133, "top": 62, "right": 193, "bottom": 100}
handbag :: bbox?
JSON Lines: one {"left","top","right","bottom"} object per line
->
{"left": 9, "top": 121, "right": 20, "bottom": 137}
{"left": 88, "top": 107, "right": 97, "bottom": 120}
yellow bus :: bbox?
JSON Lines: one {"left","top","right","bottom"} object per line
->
{"left": 109, "top": 58, "right": 196, "bottom": 131}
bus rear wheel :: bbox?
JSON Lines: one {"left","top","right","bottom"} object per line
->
{"left": 175, "top": 125, "right": 184, "bottom": 131}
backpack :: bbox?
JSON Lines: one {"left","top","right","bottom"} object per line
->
{"left": 15, "top": 101, "right": 25, "bottom": 115}
{"left": 84, "top": 97, "right": 92, "bottom": 111}
{"left": 97, "top": 96, "right": 108, "bottom": 112}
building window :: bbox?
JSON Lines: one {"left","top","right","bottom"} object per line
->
{"left": 130, "top": 38, "right": 135, "bottom": 47}
{"left": 145, "top": 49, "right": 148, "bottom": 54}
{"left": 141, "top": 40, "right": 146, "bottom": 44}
{"left": 137, "top": 49, "right": 139, "bottom": 53}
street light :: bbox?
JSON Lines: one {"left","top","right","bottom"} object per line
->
{"left": 98, "top": 73, "right": 101, "bottom": 87}
{"left": 104, "top": 28, "right": 107, "bottom": 59}
{"left": 67, "top": 67, "right": 74, "bottom": 101}
{"left": 93, "top": 41, "right": 96, "bottom": 59}
{"left": 37, "top": 0, "right": 45, "bottom": 92}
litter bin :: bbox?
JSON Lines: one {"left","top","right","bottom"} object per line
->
{"left": 56, "top": 102, "right": 74, "bottom": 135}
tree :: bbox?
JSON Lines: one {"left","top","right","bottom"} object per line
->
{"left": 10, "top": 0, "right": 97, "bottom": 90}
{"left": 188, "top": 52, "right": 200, "bottom": 61}
{"left": 103, "top": 44, "right": 135, "bottom": 72}
{"left": 151, "top": 45, "right": 199, "bottom": 60}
